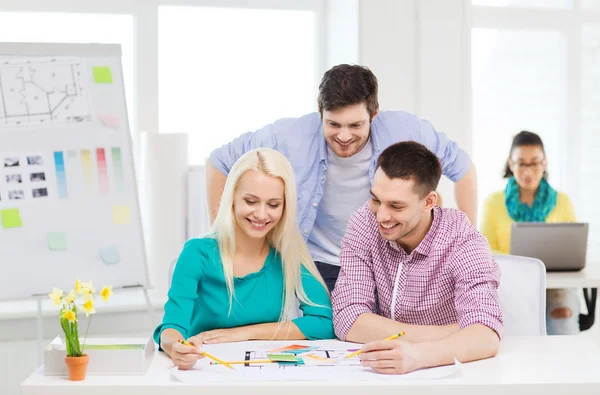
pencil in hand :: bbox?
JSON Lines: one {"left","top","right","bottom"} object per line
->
{"left": 344, "top": 331, "right": 406, "bottom": 359}
{"left": 177, "top": 339, "right": 236, "bottom": 370}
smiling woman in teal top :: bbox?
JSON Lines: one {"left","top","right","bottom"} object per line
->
{"left": 154, "top": 148, "right": 334, "bottom": 370}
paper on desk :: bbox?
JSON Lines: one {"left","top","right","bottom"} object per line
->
{"left": 171, "top": 358, "right": 461, "bottom": 383}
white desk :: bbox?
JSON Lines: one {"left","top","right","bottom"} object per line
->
{"left": 546, "top": 265, "right": 600, "bottom": 289}
{"left": 21, "top": 336, "right": 600, "bottom": 395}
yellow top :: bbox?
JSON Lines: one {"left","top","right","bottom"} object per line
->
{"left": 480, "top": 190, "right": 576, "bottom": 255}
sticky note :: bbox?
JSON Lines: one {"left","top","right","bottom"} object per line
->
{"left": 93, "top": 66, "right": 113, "bottom": 83}
{"left": 1, "top": 208, "right": 22, "bottom": 228}
{"left": 266, "top": 353, "right": 299, "bottom": 362}
{"left": 99, "top": 245, "right": 121, "bottom": 265}
{"left": 47, "top": 232, "right": 68, "bottom": 251}
{"left": 112, "top": 205, "right": 131, "bottom": 225}
{"left": 99, "top": 113, "right": 119, "bottom": 128}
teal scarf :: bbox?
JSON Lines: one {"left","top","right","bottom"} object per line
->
{"left": 504, "top": 177, "right": 557, "bottom": 222}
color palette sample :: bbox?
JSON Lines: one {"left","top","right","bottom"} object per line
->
{"left": 47, "top": 232, "right": 68, "bottom": 251}
{"left": 96, "top": 148, "right": 109, "bottom": 194}
{"left": 81, "top": 149, "right": 95, "bottom": 193}
{"left": 53, "top": 151, "right": 68, "bottom": 198}
{"left": 93, "top": 66, "right": 113, "bottom": 83}
{"left": 99, "top": 245, "right": 121, "bottom": 265}
{"left": 112, "top": 205, "right": 131, "bottom": 225}
{"left": 1, "top": 208, "right": 22, "bottom": 228}
{"left": 111, "top": 147, "right": 125, "bottom": 193}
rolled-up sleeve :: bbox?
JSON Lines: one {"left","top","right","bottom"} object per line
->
{"left": 414, "top": 118, "right": 471, "bottom": 182}
{"left": 451, "top": 233, "right": 504, "bottom": 340}
{"left": 332, "top": 210, "right": 377, "bottom": 341}
{"left": 209, "top": 123, "right": 278, "bottom": 176}
{"left": 292, "top": 267, "right": 335, "bottom": 340}
{"left": 153, "top": 240, "right": 205, "bottom": 349}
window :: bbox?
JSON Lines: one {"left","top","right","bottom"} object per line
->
{"left": 158, "top": 6, "right": 317, "bottom": 165}
{"left": 0, "top": 12, "right": 136, "bottom": 135}
{"left": 472, "top": 0, "right": 571, "bottom": 8}
{"left": 471, "top": 3, "right": 600, "bottom": 262}
{"left": 471, "top": 28, "right": 567, "bottom": 198}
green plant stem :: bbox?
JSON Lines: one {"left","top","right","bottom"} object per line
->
{"left": 81, "top": 314, "right": 93, "bottom": 355}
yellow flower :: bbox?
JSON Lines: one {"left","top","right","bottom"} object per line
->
{"left": 100, "top": 286, "right": 113, "bottom": 302}
{"left": 81, "top": 281, "right": 95, "bottom": 295}
{"left": 82, "top": 299, "right": 96, "bottom": 317}
{"left": 61, "top": 309, "right": 77, "bottom": 323}
{"left": 63, "top": 289, "right": 77, "bottom": 304}
{"left": 74, "top": 277, "right": 83, "bottom": 294}
{"left": 83, "top": 292, "right": 93, "bottom": 302}
{"left": 48, "top": 288, "right": 64, "bottom": 306}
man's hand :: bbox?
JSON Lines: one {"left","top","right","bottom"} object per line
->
{"left": 359, "top": 339, "right": 424, "bottom": 375}
{"left": 191, "top": 327, "right": 251, "bottom": 344}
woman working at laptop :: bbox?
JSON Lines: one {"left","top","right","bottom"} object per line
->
{"left": 480, "top": 131, "right": 579, "bottom": 335}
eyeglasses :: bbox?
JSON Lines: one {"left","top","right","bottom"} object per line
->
{"left": 512, "top": 161, "right": 546, "bottom": 171}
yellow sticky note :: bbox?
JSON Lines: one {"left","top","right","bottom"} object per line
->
{"left": 47, "top": 232, "right": 68, "bottom": 251}
{"left": 1, "top": 208, "right": 22, "bottom": 228}
{"left": 93, "top": 66, "right": 113, "bottom": 83}
{"left": 112, "top": 205, "right": 130, "bottom": 225}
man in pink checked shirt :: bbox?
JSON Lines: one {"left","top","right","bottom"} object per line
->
{"left": 332, "top": 141, "right": 503, "bottom": 375}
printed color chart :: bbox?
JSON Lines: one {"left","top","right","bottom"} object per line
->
{"left": 80, "top": 149, "right": 95, "bottom": 192}
{"left": 53, "top": 151, "right": 68, "bottom": 198}
{"left": 111, "top": 147, "right": 124, "bottom": 193}
{"left": 96, "top": 148, "right": 109, "bottom": 194}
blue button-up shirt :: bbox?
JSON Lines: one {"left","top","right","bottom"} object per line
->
{"left": 209, "top": 111, "right": 471, "bottom": 239}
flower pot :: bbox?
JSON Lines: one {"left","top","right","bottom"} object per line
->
{"left": 64, "top": 354, "right": 89, "bottom": 381}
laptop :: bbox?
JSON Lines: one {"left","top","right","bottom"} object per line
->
{"left": 510, "top": 222, "right": 589, "bottom": 272}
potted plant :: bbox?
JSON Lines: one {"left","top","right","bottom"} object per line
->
{"left": 48, "top": 278, "right": 113, "bottom": 381}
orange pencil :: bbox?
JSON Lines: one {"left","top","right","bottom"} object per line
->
{"left": 177, "top": 339, "right": 235, "bottom": 370}
{"left": 345, "top": 331, "right": 406, "bottom": 359}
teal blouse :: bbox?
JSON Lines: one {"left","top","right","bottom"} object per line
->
{"left": 153, "top": 238, "right": 334, "bottom": 347}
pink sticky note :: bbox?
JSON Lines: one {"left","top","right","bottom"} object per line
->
{"left": 99, "top": 113, "right": 120, "bottom": 128}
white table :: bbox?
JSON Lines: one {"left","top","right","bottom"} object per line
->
{"left": 21, "top": 336, "right": 600, "bottom": 395}
{"left": 546, "top": 265, "right": 600, "bottom": 288}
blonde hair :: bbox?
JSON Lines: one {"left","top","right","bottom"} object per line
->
{"left": 210, "top": 148, "right": 328, "bottom": 323}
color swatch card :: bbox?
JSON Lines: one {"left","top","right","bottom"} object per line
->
{"left": 47, "top": 232, "right": 68, "bottom": 251}
{"left": 0, "top": 208, "right": 22, "bottom": 228}
{"left": 112, "top": 205, "right": 131, "bottom": 225}
{"left": 93, "top": 66, "right": 113, "bottom": 83}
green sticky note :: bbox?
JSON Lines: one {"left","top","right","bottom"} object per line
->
{"left": 47, "top": 232, "right": 68, "bottom": 251}
{"left": 112, "top": 205, "right": 131, "bottom": 225}
{"left": 1, "top": 208, "right": 22, "bottom": 228}
{"left": 93, "top": 66, "right": 113, "bottom": 83}
{"left": 267, "top": 353, "right": 299, "bottom": 362}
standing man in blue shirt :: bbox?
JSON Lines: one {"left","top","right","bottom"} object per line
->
{"left": 207, "top": 64, "right": 478, "bottom": 292}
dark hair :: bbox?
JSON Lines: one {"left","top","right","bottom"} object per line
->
{"left": 503, "top": 130, "right": 547, "bottom": 178}
{"left": 376, "top": 141, "right": 442, "bottom": 197}
{"left": 317, "top": 64, "right": 379, "bottom": 120}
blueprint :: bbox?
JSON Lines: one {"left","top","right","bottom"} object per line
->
{"left": 0, "top": 57, "right": 92, "bottom": 127}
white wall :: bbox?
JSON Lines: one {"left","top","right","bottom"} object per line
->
{"left": 360, "top": 0, "right": 468, "bottom": 209}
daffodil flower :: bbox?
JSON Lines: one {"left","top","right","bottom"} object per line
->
{"left": 82, "top": 299, "right": 96, "bottom": 317}
{"left": 48, "top": 288, "right": 64, "bottom": 306}
{"left": 63, "top": 289, "right": 77, "bottom": 304}
{"left": 74, "top": 277, "right": 83, "bottom": 294}
{"left": 100, "top": 286, "right": 113, "bottom": 302}
{"left": 61, "top": 309, "right": 77, "bottom": 323}
{"left": 81, "top": 281, "right": 95, "bottom": 295}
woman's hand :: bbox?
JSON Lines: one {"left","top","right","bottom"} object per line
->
{"left": 169, "top": 338, "right": 205, "bottom": 370}
{"left": 192, "top": 327, "right": 252, "bottom": 344}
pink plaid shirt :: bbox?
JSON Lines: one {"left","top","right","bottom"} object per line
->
{"left": 332, "top": 204, "right": 503, "bottom": 341}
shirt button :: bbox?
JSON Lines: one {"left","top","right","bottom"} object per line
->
{"left": 313, "top": 202, "right": 317, "bottom": 207}
{"left": 321, "top": 176, "right": 325, "bottom": 181}
{"left": 304, "top": 229, "right": 308, "bottom": 234}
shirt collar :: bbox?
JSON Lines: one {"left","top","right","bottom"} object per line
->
{"left": 388, "top": 206, "right": 442, "bottom": 258}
